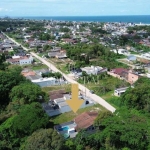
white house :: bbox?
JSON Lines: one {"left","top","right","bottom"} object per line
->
{"left": 53, "top": 94, "right": 95, "bottom": 114}
{"left": 32, "top": 77, "right": 56, "bottom": 87}
{"left": 6, "top": 55, "right": 33, "bottom": 65}
{"left": 81, "top": 66, "right": 107, "bottom": 75}
{"left": 114, "top": 87, "right": 129, "bottom": 96}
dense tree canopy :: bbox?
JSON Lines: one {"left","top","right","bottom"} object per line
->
{"left": 22, "top": 128, "right": 65, "bottom": 150}
{"left": 9, "top": 82, "right": 45, "bottom": 104}
{"left": 0, "top": 66, "right": 25, "bottom": 107}
{"left": 0, "top": 103, "right": 50, "bottom": 149}
{"left": 0, "top": 53, "right": 6, "bottom": 70}
{"left": 71, "top": 109, "right": 150, "bottom": 150}
{"left": 121, "top": 77, "right": 150, "bottom": 113}
{"left": 11, "top": 103, "right": 49, "bottom": 137}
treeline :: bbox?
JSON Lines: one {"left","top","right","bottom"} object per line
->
{"left": 0, "top": 55, "right": 57, "bottom": 149}
{"left": 65, "top": 44, "right": 126, "bottom": 69}
{"left": 0, "top": 20, "right": 26, "bottom": 32}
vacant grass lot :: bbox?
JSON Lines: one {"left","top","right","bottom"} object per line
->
{"left": 42, "top": 84, "right": 71, "bottom": 94}
{"left": 78, "top": 74, "right": 129, "bottom": 108}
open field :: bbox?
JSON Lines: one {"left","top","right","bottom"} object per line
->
{"left": 78, "top": 74, "right": 129, "bottom": 108}
{"left": 22, "top": 64, "right": 48, "bottom": 70}
{"left": 42, "top": 84, "right": 71, "bottom": 94}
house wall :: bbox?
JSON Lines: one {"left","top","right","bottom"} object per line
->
{"left": 147, "top": 67, "right": 150, "bottom": 73}
{"left": 19, "top": 58, "right": 32, "bottom": 65}
{"left": 107, "top": 71, "right": 122, "bottom": 79}
{"left": 33, "top": 80, "right": 56, "bottom": 87}
{"left": 46, "top": 109, "right": 61, "bottom": 117}
{"left": 60, "top": 105, "right": 71, "bottom": 113}
{"left": 114, "top": 90, "right": 125, "bottom": 96}
{"left": 127, "top": 72, "right": 139, "bottom": 84}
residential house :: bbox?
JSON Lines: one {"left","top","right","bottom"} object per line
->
{"left": 114, "top": 87, "right": 129, "bottom": 96}
{"left": 43, "top": 92, "right": 96, "bottom": 117}
{"left": 81, "top": 66, "right": 107, "bottom": 75}
{"left": 6, "top": 55, "right": 33, "bottom": 65}
{"left": 108, "top": 68, "right": 139, "bottom": 84}
{"left": 54, "top": 112, "right": 98, "bottom": 138}
{"left": 50, "top": 89, "right": 66, "bottom": 101}
{"left": 32, "top": 77, "right": 56, "bottom": 87}
{"left": 48, "top": 51, "right": 67, "bottom": 59}
{"left": 55, "top": 52, "right": 67, "bottom": 59}
{"left": 54, "top": 94, "right": 95, "bottom": 114}
{"left": 74, "top": 112, "right": 98, "bottom": 131}
{"left": 51, "top": 47, "right": 61, "bottom": 52}
{"left": 107, "top": 68, "right": 128, "bottom": 79}
{"left": 127, "top": 72, "right": 139, "bottom": 84}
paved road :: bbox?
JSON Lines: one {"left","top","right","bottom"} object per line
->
{"left": 4, "top": 33, "right": 116, "bottom": 113}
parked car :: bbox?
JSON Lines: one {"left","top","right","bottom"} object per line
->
{"left": 89, "top": 90, "right": 94, "bottom": 94}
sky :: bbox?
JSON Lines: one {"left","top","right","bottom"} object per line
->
{"left": 0, "top": 0, "right": 150, "bottom": 16}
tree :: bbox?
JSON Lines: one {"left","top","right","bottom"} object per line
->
{"left": 74, "top": 109, "right": 150, "bottom": 150}
{"left": 9, "top": 82, "right": 45, "bottom": 104}
{"left": 22, "top": 128, "right": 65, "bottom": 150}
{"left": 0, "top": 66, "right": 25, "bottom": 107}
{"left": 121, "top": 77, "right": 150, "bottom": 113}
{"left": 94, "top": 110, "right": 113, "bottom": 129}
{"left": 43, "top": 44, "right": 50, "bottom": 51}
{"left": 0, "top": 53, "right": 6, "bottom": 70}
{"left": 11, "top": 103, "right": 49, "bottom": 137}
{"left": 0, "top": 103, "right": 50, "bottom": 149}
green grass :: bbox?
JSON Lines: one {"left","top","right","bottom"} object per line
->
{"left": 130, "top": 51, "right": 139, "bottom": 55}
{"left": 101, "top": 91, "right": 120, "bottom": 109}
{"left": 57, "top": 64, "right": 69, "bottom": 74}
{"left": 78, "top": 75, "right": 129, "bottom": 109}
{"left": 38, "top": 52, "right": 47, "bottom": 57}
{"left": 31, "top": 64, "right": 48, "bottom": 70}
{"left": 42, "top": 84, "right": 71, "bottom": 94}
{"left": 50, "top": 104, "right": 106, "bottom": 125}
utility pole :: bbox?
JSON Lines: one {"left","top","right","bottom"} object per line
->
{"left": 84, "top": 76, "right": 86, "bottom": 97}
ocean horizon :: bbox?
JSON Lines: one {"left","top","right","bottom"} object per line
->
{"left": 11, "top": 15, "right": 150, "bottom": 24}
